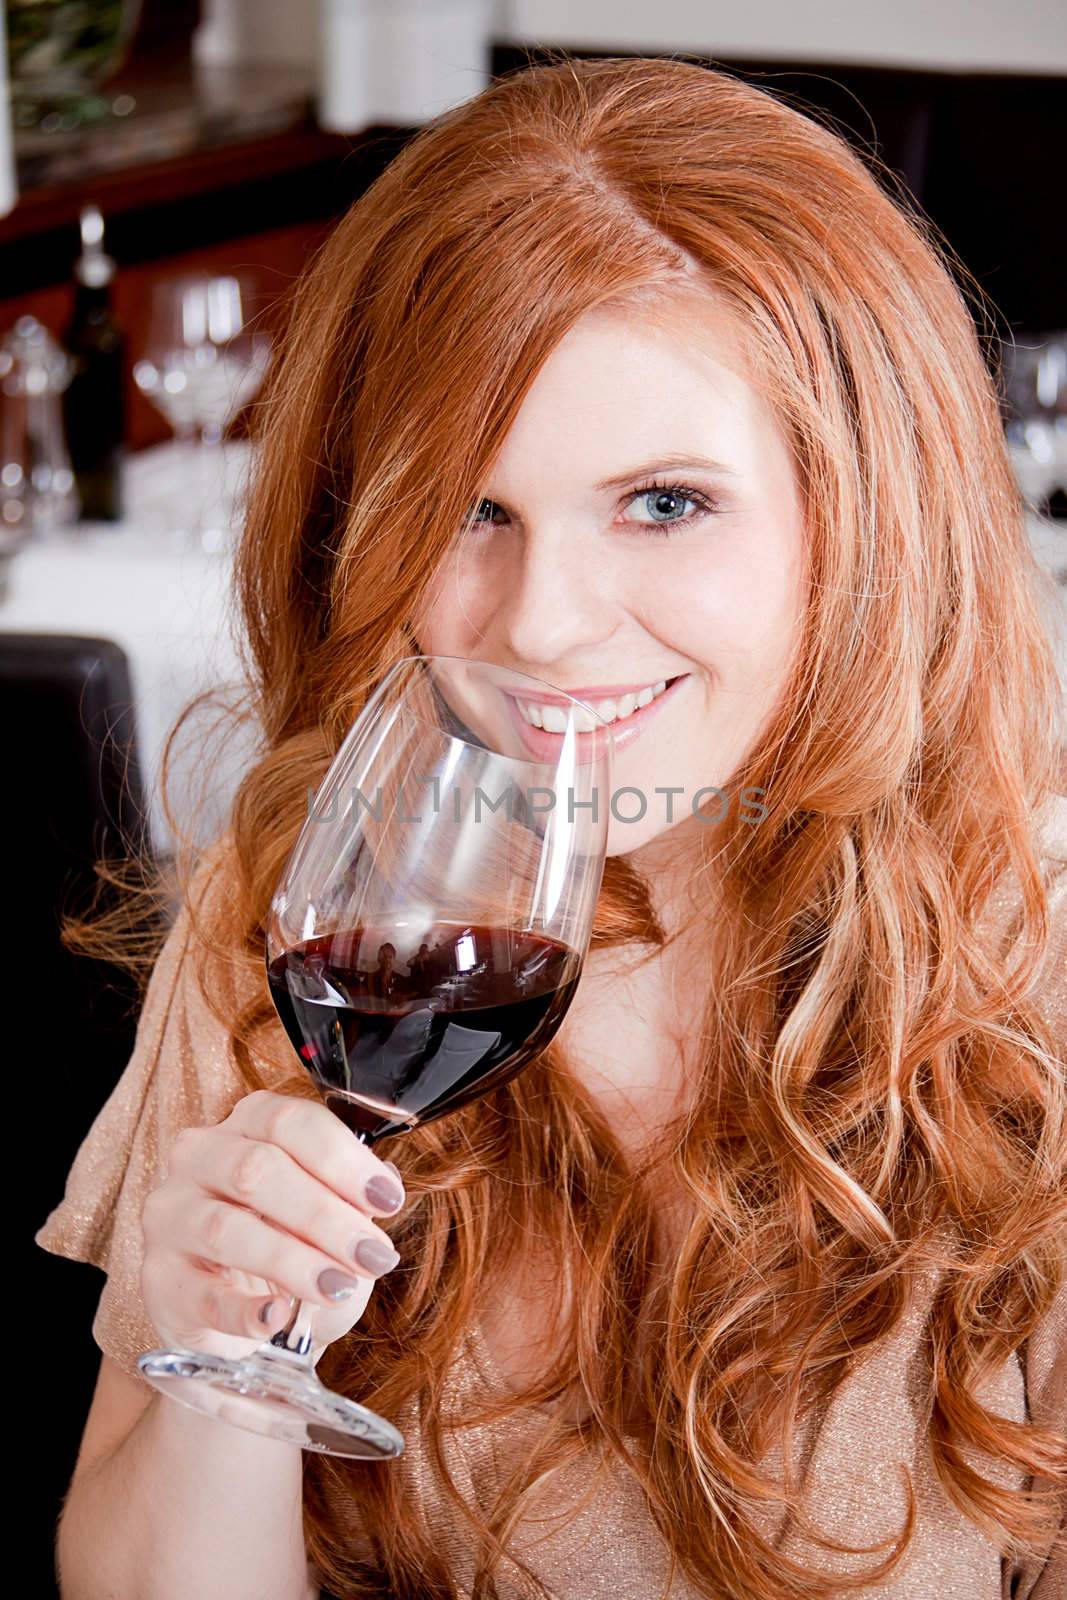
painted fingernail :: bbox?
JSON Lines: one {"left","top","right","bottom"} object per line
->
{"left": 318, "top": 1268, "right": 360, "bottom": 1300}
{"left": 364, "top": 1172, "right": 405, "bottom": 1214}
{"left": 258, "top": 1299, "right": 277, "bottom": 1324}
{"left": 354, "top": 1237, "right": 401, "bottom": 1276}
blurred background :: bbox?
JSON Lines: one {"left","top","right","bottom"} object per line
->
{"left": 5, "top": 5, "right": 1064, "bottom": 1593}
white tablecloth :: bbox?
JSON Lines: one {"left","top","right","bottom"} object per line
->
{"left": 1, "top": 440, "right": 1064, "bottom": 855}
{"left": 0, "top": 441, "right": 259, "bottom": 853}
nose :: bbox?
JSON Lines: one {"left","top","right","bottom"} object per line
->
{"left": 495, "top": 520, "right": 618, "bottom": 671}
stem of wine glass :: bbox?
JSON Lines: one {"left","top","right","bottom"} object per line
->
{"left": 267, "top": 1297, "right": 320, "bottom": 1360}
{"left": 164, "top": 421, "right": 226, "bottom": 551}
{"left": 259, "top": 1130, "right": 376, "bottom": 1365}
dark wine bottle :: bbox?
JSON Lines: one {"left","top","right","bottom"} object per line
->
{"left": 61, "top": 205, "right": 126, "bottom": 522}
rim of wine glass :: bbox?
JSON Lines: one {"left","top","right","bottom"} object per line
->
{"left": 398, "top": 652, "right": 617, "bottom": 725}
{"left": 326, "top": 655, "right": 618, "bottom": 795}
{"left": 143, "top": 270, "right": 269, "bottom": 345}
{"left": 265, "top": 654, "right": 615, "bottom": 956}
{"left": 286, "top": 655, "right": 613, "bottom": 848}
{"left": 277, "top": 650, "right": 617, "bottom": 831}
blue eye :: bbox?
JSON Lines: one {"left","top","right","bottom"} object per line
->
{"left": 623, "top": 481, "right": 717, "bottom": 536}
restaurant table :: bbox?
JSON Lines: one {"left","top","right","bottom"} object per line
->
{"left": 1, "top": 439, "right": 1064, "bottom": 857}
{"left": 0, "top": 440, "right": 258, "bottom": 854}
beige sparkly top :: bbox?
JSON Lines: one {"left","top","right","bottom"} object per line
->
{"left": 36, "top": 797, "right": 1067, "bottom": 1599}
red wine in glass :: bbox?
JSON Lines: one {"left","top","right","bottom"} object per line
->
{"left": 267, "top": 922, "right": 580, "bottom": 1142}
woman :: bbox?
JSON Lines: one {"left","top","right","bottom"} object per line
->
{"left": 38, "top": 55, "right": 1065, "bottom": 1600}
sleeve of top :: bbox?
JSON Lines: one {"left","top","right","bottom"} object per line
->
{"left": 33, "top": 860, "right": 283, "bottom": 1384}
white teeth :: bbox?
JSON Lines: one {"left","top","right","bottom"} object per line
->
{"left": 517, "top": 678, "right": 675, "bottom": 730}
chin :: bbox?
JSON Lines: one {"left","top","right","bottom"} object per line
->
{"left": 606, "top": 815, "right": 683, "bottom": 859}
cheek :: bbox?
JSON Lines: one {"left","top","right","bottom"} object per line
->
{"left": 652, "top": 542, "right": 804, "bottom": 682}
{"left": 411, "top": 554, "right": 483, "bottom": 650}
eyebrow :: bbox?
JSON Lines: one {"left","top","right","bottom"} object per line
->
{"left": 594, "top": 453, "right": 741, "bottom": 491}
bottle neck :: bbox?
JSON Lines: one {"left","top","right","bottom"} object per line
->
{"left": 73, "top": 279, "right": 113, "bottom": 316}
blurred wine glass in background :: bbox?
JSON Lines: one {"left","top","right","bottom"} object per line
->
{"left": 0, "top": 315, "right": 79, "bottom": 546}
{"left": 999, "top": 331, "right": 1067, "bottom": 523}
{"left": 132, "top": 272, "right": 271, "bottom": 551}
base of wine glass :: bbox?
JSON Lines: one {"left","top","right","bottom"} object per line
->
{"left": 137, "top": 1344, "right": 405, "bottom": 1458}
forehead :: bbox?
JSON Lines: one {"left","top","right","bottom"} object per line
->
{"left": 605, "top": 280, "right": 757, "bottom": 375}
{"left": 492, "top": 289, "right": 775, "bottom": 473}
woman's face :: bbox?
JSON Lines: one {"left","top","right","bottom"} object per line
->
{"left": 413, "top": 298, "right": 807, "bottom": 858}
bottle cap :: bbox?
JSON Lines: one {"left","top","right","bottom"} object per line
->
{"left": 74, "top": 204, "right": 116, "bottom": 289}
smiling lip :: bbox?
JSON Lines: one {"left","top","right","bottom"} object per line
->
{"left": 503, "top": 673, "right": 689, "bottom": 763}
{"left": 506, "top": 676, "right": 687, "bottom": 708}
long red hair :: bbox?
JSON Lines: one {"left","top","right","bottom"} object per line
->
{"left": 88, "top": 54, "right": 1066, "bottom": 1598}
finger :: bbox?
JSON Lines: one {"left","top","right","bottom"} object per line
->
{"left": 163, "top": 1136, "right": 402, "bottom": 1275}
{"left": 143, "top": 1251, "right": 298, "bottom": 1343}
{"left": 175, "top": 1187, "right": 394, "bottom": 1308}
{"left": 216, "top": 1092, "right": 407, "bottom": 1216}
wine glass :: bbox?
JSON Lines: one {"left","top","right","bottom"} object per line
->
{"left": 1000, "top": 330, "right": 1067, "bottom": 517}
{"left": 137, "top": 655, "right": 615, "bottom": 1457}
{"left": 132, "top": 272, "right": 271, "bottom": 551}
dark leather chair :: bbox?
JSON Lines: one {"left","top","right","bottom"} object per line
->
{"left": 1, "top": 634, "right": 154, "bottom": 1597}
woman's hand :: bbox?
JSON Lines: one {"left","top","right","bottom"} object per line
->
{"left": 139, "top": 1089, "right": 405, "bottom": 1362}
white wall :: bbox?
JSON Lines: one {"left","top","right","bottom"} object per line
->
{"left": 500, "top": 0, "right": 1067, "bottom": 75}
